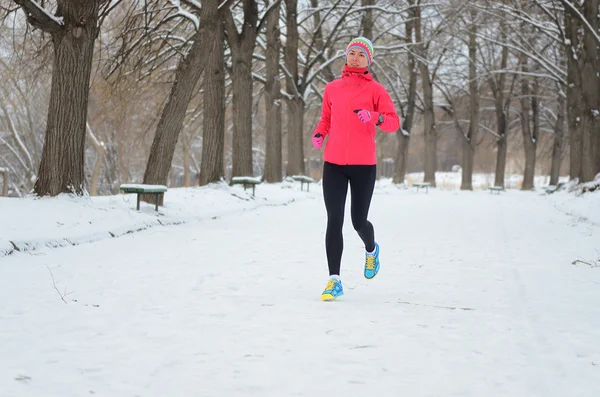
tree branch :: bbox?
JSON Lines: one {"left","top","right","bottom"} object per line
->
{"left": 13, "top": 0, "right": 63, "bottom": 33}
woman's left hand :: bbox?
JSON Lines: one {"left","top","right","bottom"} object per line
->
{"left": 354, "top": 109, "right": 379, "bottom": 125}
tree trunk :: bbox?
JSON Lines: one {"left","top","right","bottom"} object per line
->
{"left": 229, "top": 55, "right": 254, "bottom": 178}
{"left": 580, "top": 0, "right": 600, "bottom": 182}
{"left": 1, "top": 168, "right": 9, "bottom": 197}
{"left": 414, "top": 2, "right": 437, "bottom": 186}
{"left": 284, "top": 0, "right": 305, "bottom": 176}
{"left": 550, "top": 86, "right": 566, "bottom": 186}
{"left": 493, "top": 20, "right": 509, "bottom": 188}
{"left": 565, "top": 9, "right": 583, "bottom": 182}
{"left": 519, "top": 53, "right": 536, "bottom": 190}
{"left": 309, "top": 0, "right": 335, "bottom": 82}
{"left": 199, "top": 15, "right": 226, "bottom": 186}
{"left": 225, "top": 1, "right": 259, "bottom": 178}
{"left": 143, "top": 2, "right": 219, "bottom": 202}
{"left": 394, "top": 16, "right": 417, "bottom": 184}
{"left": 263, "top": 0, "right": 283, "bottom": 183}
{"left": 183, "top": 139, "right": 191, "bottom": 187}
{"left": 286, "top": 98, "right": 305, "bottom": 176}
{"left": 28, "top": 1, "right": 101, "bottom": 196}
{"left": 360, "top": 0, "right": 374, "bottom": 38}
{"left": 461, "top": 11, "right": 478, "bottom": 191}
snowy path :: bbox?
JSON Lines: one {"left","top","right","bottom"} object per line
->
{"left": 1, "top": 189, "right": 599, "bottom": 396}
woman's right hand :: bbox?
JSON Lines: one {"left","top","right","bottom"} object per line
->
{"left": 312, "top": 133, "right": 324, "bottom": 149}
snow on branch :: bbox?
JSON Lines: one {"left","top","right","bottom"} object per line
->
{"left": 181, "top": 0, "right": 202, "bottom": 10}
{"left": 558, "top": 0, "right": 600, "bottom": 47}
{"left": 475, "top": 33, "right": 566, "bottom": 86}
{"left": 14, "top": 0, "right": 64, "bottom": 33}
{"left": 169, "top": 0, "right": 199, "bottom": 30}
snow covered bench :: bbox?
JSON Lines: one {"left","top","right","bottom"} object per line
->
{"left": 487, "top": 186, "right": 504, "bottom": 195}
{"left": 231, "top": 176, "right": 261, "bottom": 197}
{"left": 413, "top": 182, "right": 431, "bottom": 194}
{"left": 119, "top": 184, "right": 167, "bottom": 212}
{"left": 291, "top": 175, "right": 315, "bottom": 192}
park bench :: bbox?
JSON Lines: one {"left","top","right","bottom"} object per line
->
{"left": 291, "top": 175, "right": 315, "bottom": 192}
{"left": 413, "top": 182, "right": 431, "bottom": 194}
{"left": 487, "top": 186, "right": 504, "bottom": 195}
{"left": 120, "top": 184, "right": 167, "bottom": 212}
{"left": 231, "top": 176, "right": 261, "bottom": 197}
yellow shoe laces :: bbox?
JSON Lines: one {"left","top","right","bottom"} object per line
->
{"left": 325, "top": 279, "right": 337, "bottom": 291}
{"left": 365, "top": 255, "right": 376, "bottom": 271}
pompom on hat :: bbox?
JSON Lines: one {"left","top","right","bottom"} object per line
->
{"left": 345, "top": 37, "right": 374, "bottom": 66}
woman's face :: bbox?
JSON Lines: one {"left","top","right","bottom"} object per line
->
{"left": 346, "top": 48, "right": 369, "bottom": 68}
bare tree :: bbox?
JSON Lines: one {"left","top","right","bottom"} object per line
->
{"left": 550, "top": 79, "right": 566, "bottom": 185}
{"left": 486, "top": 17, "right": 513, "bottom": 188}
{"left": 262, "top": 0, "right": 283, "bottom": 182}
{"left": 393, "top": 12, "right": 417, "bottom": 184}
{"left": 199, "top": 12, "right": 226, "bottom": 186}
{"left": 9, "top": 0, "right": 114, "bottom": 196}
{"left": 143, "top": 1, "right": 223, "bottom": 201}
{"left": 413, "top": 0, "right": 438, "bottom": 186}
{"left": 572, "top": 0, "right": 600, "bottom": 182}
{"left": 460, "top": 7, "right": 479, "bottom": 190}
{"left": 224, "top": 0, "right": 261, "bottom": 178}
{"left": 283, "top": 0, "right": 304, "bottom": 176}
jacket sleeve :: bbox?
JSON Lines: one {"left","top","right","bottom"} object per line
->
{"left": 375, "top": 85, "right": 401, "bottom": 133}
{"left": 313, "top": 85, "right": 331, "bottom": 137}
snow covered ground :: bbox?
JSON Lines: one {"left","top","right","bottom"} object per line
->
{"left": 1, "top": 174, "right": 599, "bottom": 396}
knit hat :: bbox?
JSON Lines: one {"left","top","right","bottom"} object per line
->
{"left": 345, "top": 37, "right": 374, "bottom": 66}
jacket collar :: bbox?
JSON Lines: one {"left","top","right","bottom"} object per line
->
{"left": 341, "top": 64, "right": 373, "bottom": 81}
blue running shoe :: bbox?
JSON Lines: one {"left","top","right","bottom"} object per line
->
{"left": 321, "top": 277, "right": 344, "bottom": 301}
{"left": 364, "top": 242, "right": 380, "bottom": 279}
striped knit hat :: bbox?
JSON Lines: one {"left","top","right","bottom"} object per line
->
{"left": 345, "top": 37, "right": 374, "bottom": 66}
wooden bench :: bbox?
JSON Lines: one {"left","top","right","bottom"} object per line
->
{"left": 291, "top": 175, "right": 315, "bottom": 192}
{"left": 231, "top": 176, "right": 261, "bottom": 197}
{"left": 487, "top": 186, "right": 504, "bottom": 195}
{"left": 413, "top": 182, "right": 431, "bottom": 193}
{"left": 120, "top": 184, "right": 167, "bottom": 211}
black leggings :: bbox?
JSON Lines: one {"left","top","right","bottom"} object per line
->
{"left": 322, "top": 161, "right": 376, "bottom": 276}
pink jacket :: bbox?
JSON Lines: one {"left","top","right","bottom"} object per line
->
{"left": 313, "top": 65, "right": 401, "bottom": 165}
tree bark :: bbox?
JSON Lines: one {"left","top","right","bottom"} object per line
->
{"left": 519, "top": 52, "right": 536, "bottom": 190}
{"left": 1, "top": 168, "right": 8, "bottom": 197}
{"left": 199, "top": 15, "right": 226, "bottom": 186}
{"left": 565, "top": 9, "right": 583, "bottom": 181}
{"left": 461, "top": 10, "right": 478, "bottom": 191}
{"left": 143, "top": 1, "right": 219, "bottom": 202}
{"left": 492, "top": 20, "right": 509, "bottom": 188}
{"left": 394, "top": 15, "right": 417, "bottom": 184}
{"left": 550, "top": 86, "right": 566, "bottom": 186}
{"left": 182, "top": 140, "right": 191, "bottom": 187}
{"left": 21, "top": 0, "right": 102, "bottom": 196}
{"left": 414, "top": 2, "right": 437, "bottom": 186}
{"left": 579, "top": 0, "right": 600, "bottom": 182}
{"left": 309, "top": 0, "right": 335, "bottom": 82}
{"left": 225, "top": 0, "right": 259, "bottom": 178}
{"left": 284, "top": 0, "right": 305, "bottom": 176}
{"left": 263, "top": 0, "right": 283, "bottom": 183}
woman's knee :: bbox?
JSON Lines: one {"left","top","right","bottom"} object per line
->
{"left": 327, "top": 212, "right": 344, "bottom": 229}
